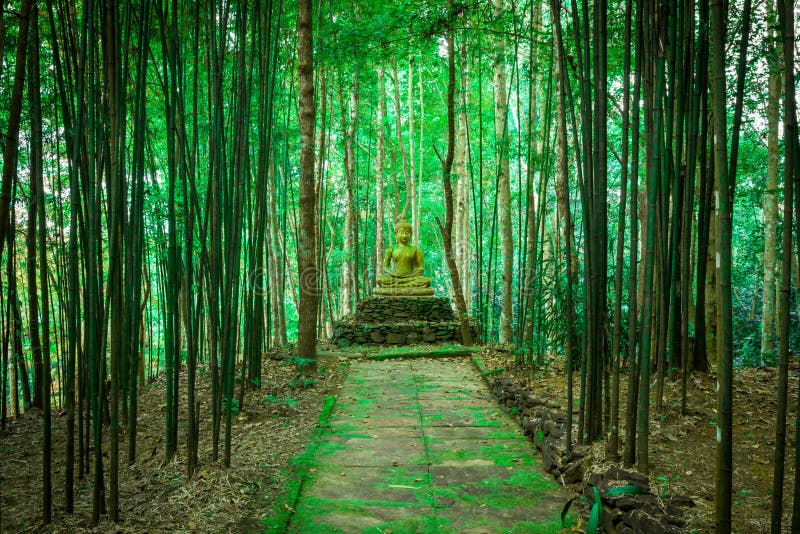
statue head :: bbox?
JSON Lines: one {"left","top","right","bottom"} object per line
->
{"left": 394, "top": 218, "right": 412, "bottom": 245}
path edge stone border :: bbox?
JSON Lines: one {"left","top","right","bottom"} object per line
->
{"left": 471, "top": 356, "right": 695, "bottom": 533}
{"left": 263, "top": 395, "right": 337, "bottom": 533}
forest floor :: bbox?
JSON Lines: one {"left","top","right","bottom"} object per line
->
{"left": 480, "top": 347, "right": 800, "bottom": 533}
{"left": 0, "top": 348, "right": 350, "bottom": 533}
{"left": 1, "top": 345, "right": 797, "bottom": 533}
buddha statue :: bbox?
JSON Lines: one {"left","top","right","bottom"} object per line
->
{"left": 374, "top": 218, "right": 434, "bottom": 297}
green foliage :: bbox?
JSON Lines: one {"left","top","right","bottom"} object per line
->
{"left": 587, "top": 486, "right": 602, "bottom": 534}
{"left": 222, "top": 397, "right": 240, "bottom": 416}
{"left": 288, "top": 376, "right": 317, "bottom": 390}
{"left": 261, "top": 395, "right": 298, "bottom": 409}
{"left": 606, "top": 484, "right": 644, "bottom": 495}
{"left": 561, "top": 484, "right": 644, "bottom": 530}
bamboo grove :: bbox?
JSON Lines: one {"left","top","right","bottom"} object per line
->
{"left": 1, "top": 0, "right": 800, "bottom": 530}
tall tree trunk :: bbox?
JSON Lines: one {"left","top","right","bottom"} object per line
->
{"left": 26, "top": 11, "right": 44, "bottom": 413}
{"left": 680, "top": 0, "right": 707, "bottom": 412}
{"left": 590, "top": 0, "right": 609, "bottom": 444}
{"left": 267, "top": 158, "right": 287, "bottom": 346}
{"left": 1, "top": 269, "right": 7, "bottom": 432}
{"left": 772, "top": 0, "right": 797, "bottom": 528}
{"left": 623, "top": 0, "right": 643, "bottom": 465}
{"left": 710, "top": 0, "right": 733, "bottom": 526}
{"left": 44, "top": 0, "right": 82, "bottom": 509}
{"left": 454, "top": 50, "right": 472, "bottom": 313}
{"left": 391, "top": 59, "right": 412, "bottom": 220}
{"left": 438, "top": 7, "right": 472, "bottom": 347}
{"left": 551, "top": 0, "right": 576, "bottom": 454}
{"left": 85, "top": 0, "right": 108, "bottom": 520}
{"left": 297, "top": 0, "right": 317, "bottom": 365}
{"left": 375, "top": 66, "right": 386, "bottom": 280}
{"left": 316, "top": 66, "right": 330, "bottom": 335}
{"left": 207, "top": 0, "right": 223, "bottom": 462}
{"left": 609, "top": 0, "right": 633, "bottom": 460}
{"left": 0, "top": 0, "right": 34, "bottom": 258}
{"left": 416, "top": 60, "right": 425, "bottom": 241}
{"left": 157, "top": 0, "right": 181, "bottom": 465}
{"left": 1, "top": 239, "right": 6, "bottom": 431}
{"left": 693, "top": 7, "right": 712, "bottom": 373}
{"left": 494, "top": 0, "right": 513, "bottom": 345}
{"left": 637, "top": 0, "right": 668, "bottom": 474}
{"left": 761, "top": 0, "right": 781, "bottom": 364}
{"left": 27, "top": 8, "right": 52, "bottom": 522}
{"left": 520, "top": 0, "right": 542, "bottom": 345}
{"left": 408, "top": 57, "right": 418, "bottom": 243}
{"left": 221, "top": 0, "right": 250, "bottom": 468}
{"left": 9, "top": 228, "right": 31, "bottom": 411}
{"left": 184, "top": 0, "right": 201, "bottom": 478}
{"left": 339, "top": 75, "right": 359, "bottom": 315}
{"left": 126, "top": 0, "right": 153, "bottom": 467}
{"left": 102, "top": 0, "right": 124, "bottom": 519}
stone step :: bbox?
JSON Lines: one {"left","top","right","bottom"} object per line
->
{"left": 331, "top": 320, "right": 480, "bottom": 348}
{"left": 364, "top": 345, "right": 481, "bottom": 360}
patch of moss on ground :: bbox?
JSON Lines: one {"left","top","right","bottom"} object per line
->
{"left": 315, "top": 440, "right": 348, "bottom": 456}
{"left": 367, "top": 345, "right": 480, "bottom": 361}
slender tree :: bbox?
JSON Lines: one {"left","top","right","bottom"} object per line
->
{"left": 102, "top": 0, "right": 124, "bottom": 519}
{"left": 338, "top": 73, "right": 359, "bottom": 314}
{"left": 0, "top": 0, "right": 34, "bottom": 258}
{"left": 494, "top": 0, "right": 514, "bottom": 345}
{"left": 772, "top": 0, "right": 797, "bottom": 529}
{"left": 26, "top": 7, "right": 52, "bottom": 522}
{"left": 126, "top": 0, "right": 153, "bottom": 466}
{"left": 761, "top": 0, "right": 781, "bottom": 365}
{"left": 609, "top": 0, "right": 634, "bottom": 460}
{"left": 624, "top": 0, "right": 643, "bottom": 466}
{"left": 551, "top": 0, "right": 576, "bottom": 454}
{"left": 692, "top": 0, "right": 712, "bottom": 374}
{"left": 681, "top": 0, "right": 708, "bottom": 413}
{"left": 637, "top": 0, "right": 668, "bottom": 474}
{"left": 297, "top": 0, "right": 318, "bottom": 365}
{"left": 375, "top": 66, "right": 387, "bottom": 276}
{"left": 710, "top": 0, "right": 733, "bottom": 526}
{"left": 438, "top": 1, "right": 472, "bottom": 347}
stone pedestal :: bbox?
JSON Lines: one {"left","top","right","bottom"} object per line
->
{"left": 331, "top": 297, "right": 479, "bottom": 347}
{"left": 372, "top": 286, "right": 434, "bottom": 297}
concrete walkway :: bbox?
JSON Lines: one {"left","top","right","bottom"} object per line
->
{"left": 287, "top": 358, "right": 569, "bottom": 533}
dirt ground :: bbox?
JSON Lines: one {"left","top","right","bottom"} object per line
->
{"left": 480, "top": 347, "right": 800, "bottom": 533}
{"left": 0, "top": 349, "right": 349, "bottom": 533}
{"left": 1, "top": 346, "right": 797, "bottom": 533}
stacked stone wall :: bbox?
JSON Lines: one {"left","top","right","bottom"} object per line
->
{"left": 353, "top": 297, "right": 455, "bottom": 323}
{"left": 490, "top": 376, "right": 694, "bottom": 533}
{"left": 331, "top": 296, "right": 477, "bottom": 347}
{"left": 332, "top": 319, "right": 479, "bottom": 347}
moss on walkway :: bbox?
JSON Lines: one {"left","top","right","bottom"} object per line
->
{"left": 280, "top": 358, "right": 572, "bottom": 533}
